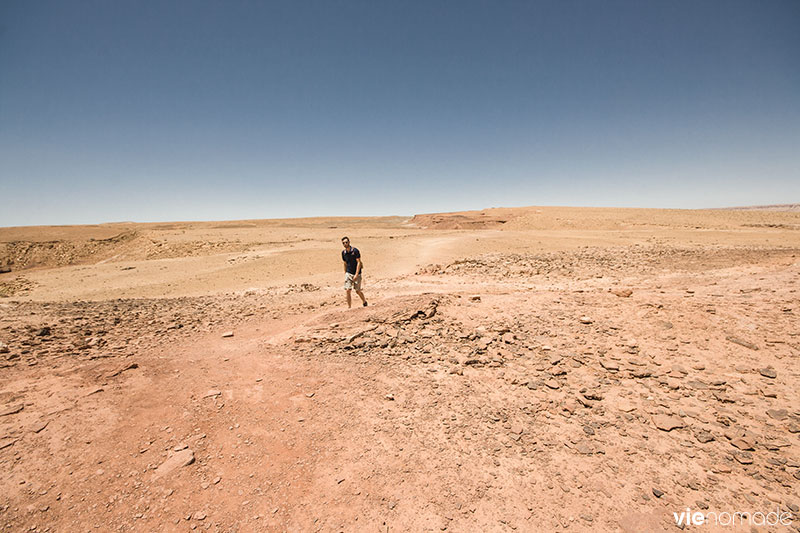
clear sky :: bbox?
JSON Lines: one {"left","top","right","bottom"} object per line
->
{"left": 1, "top": 1, "right": 798, "bottom": 226}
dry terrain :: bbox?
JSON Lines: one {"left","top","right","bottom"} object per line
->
{"left": 1, "top": 206, "right": 799, "bottom": 532}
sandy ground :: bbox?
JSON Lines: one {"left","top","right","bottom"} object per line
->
{"left": 1, "top": 206, "right": 799, "bottom": 532}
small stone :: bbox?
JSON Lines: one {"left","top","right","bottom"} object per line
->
{"left": 469, "top": 295, "right": 481, "bottom": 302}
{"left": 579, "top": 316, "right": 592, "bottom": 324}
{"left": 385, "top": 394, "right": 395, "bottom": 401}
{"left": 733, "top": 452, "right": 753, "bottom": 465}
{"left": 729, "top": 438, "right": 754, "bottom": 451}
{"left": 221, "top": 331, "right": 234, "bottom": 338}
{"left": 153, "top": 449, "right": 195, "bottom": 479}
{"left": 213, "top": 476, "right": 221, "bottom": 484}
{"left": 574, "top": 441, "right": 594, "bottom": 455}
{"left": 0, "top": 404, "right": 24, "bottom": 417}
{"left": 726, "top": 336, "right": 759, "bottom": 351}
{"left": 600, "top": 360, "right": 619, "bottom": 372}
{"left": 544, "top": 379, "right": 560, "bottom": 390}
{"left": 766, "top": 409, "right": 788, "bottom": 421}
{"left": 30, "top": 420, "right": 49, "bottom": 433}
{"left": 652, "top": 414, "right": 684, "bottom": 432}
{"left": 610, "top": 289, "right": 633, "bottom": 298}
{"left": 759, "top": 367, "right": 777, "bottom": 379}
{"left": 193, "top": 511, "right": 206, "bottom": 520}
{"left": 652, "top": 488, "right": 664, "bottom": 498}
{"left": 694, "top": 430, "right": 714, "bottom": 443}
{"left": 203, "top": 390, "right": 222, "bottom": 399}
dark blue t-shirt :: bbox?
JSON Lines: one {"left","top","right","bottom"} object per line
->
{"left": 342, "top": 247, "right": 361, "bottom": 275}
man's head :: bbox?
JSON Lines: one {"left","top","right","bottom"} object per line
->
{"left": 341, "top": 236, "right": 351, "bottom": 250}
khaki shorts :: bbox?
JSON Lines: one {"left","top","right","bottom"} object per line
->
{"left": 344, "top": 272, "right": 362, "bottom": 291}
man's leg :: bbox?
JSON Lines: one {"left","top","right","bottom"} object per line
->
{"left": 353, "top": 275, "right": 366, "bottom": 306}
{"left": 345, "top": 289, "right": 352, "bottom": 308}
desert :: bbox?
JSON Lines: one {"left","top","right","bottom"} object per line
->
{"left": 1, "top": 205, "right": 799, "bottom": 532}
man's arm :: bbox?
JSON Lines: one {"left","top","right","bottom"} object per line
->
{"left": 355, "top": 258, "right": 362, "bottom": 277}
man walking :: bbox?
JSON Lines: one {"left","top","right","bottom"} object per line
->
{"left": 341, "top": 236, "right": 367, "bottom": 308}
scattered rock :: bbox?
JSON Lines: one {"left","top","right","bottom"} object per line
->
{"left": 574, "top": 441, "right": 594, "bottom": 455}
{"left": 222, "top": 331, "right": 234, "bottom": 338}
{"left": 106, "top": 362, "right": 138, "bottom": 378}
{"left": 610, "top": 289, "right": 633, "bottom": 298}
{"left": 652, "top": 488, "right": 664, "bottom": 498}
{"left": 600, "top": 360, "right": 619, "bottom": 372}
{"left": 766, "top": 409, "right": 788, "bottom": 421}
{"left": 203, "top": 390, "right": 222, "bottom": 399}
{"left": 652, "top": 414, "right": 684, "bottom": 432}
{"left": 544, "top": 379, "right": 561, "bottom": 390}
{"left": 759, "top": 367, "right": 777, "bottom": 379}
{"left": 29, "top": 420, "right": 49, "bottom": 433}
{"left": 733, "top": 452, "right": 753, "bottom": 465}
{"left": 0, "top": 404, "right": 24, "bottom": 417}
{"left": 153, "top": 449, "right": 195, "bottom": 479}
{"left": 579, "top": 316, "right": 593, "bottom": 324}
{"left": 729, "top": 438, "right": 754, "bottom": 451}
{"left": 726, "top": 335, "right": 759, "bottom": 351}
{"left": 694, "top": 430, "right": 714, "bottom": 443}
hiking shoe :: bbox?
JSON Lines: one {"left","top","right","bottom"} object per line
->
{"left": 363, "top": 302, "right": 368, "bottom": 307}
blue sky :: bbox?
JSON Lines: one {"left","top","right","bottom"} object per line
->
{"left": 1, "top": 1, "right": 798, "bottom": 226}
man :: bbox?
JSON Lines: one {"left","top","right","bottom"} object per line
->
{"left": 341, "top": 236, "right": 367, "bottom": 308}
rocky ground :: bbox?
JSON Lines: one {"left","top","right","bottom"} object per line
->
{"left": 1, "top": 208, "right": 799, "bottom": 532}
